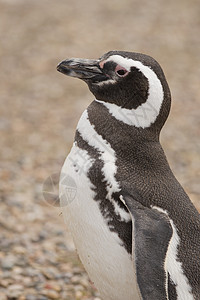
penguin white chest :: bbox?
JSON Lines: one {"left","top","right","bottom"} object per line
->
{"left": 60, "top": 145, "right": 140, "bottom": 300}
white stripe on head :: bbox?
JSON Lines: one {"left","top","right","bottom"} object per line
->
{"left": 95, "top": 55, "right": 164, "bottom": 128}
{"left": 152, "top": 206, "right": 194, "bottom": 300}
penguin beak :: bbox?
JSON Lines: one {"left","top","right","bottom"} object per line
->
{"left": 57, "top": 58, "right": 107, "bottom": 82}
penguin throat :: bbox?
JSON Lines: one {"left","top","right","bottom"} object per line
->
{"left": 95, "top": 99, "right": 161, "bottom": 129}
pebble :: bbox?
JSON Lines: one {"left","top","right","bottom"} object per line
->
{"left": 13, "top": 266, "right": 23, "bottom": 274}
{"left": 80, "top": 277, "right": 89, "bottom": 288}
{"left": 25, "top": 295, "right": 40, "bottom": 300}
{"left": 71, "top": 275, "right": 80, "bottom": 284}
{"left": 22, "top": 276, "right": 32, "bottom": 287}
{"left": 15, "top": 256, "right": 28, "bottom": 267}
{"left": 41, "top": 289, "right": 60, "bottom": 299}
{"left": 42, "top": 268, "right": 57, "bottom": 280}
{"left": 1, "top": 271, "right": 12, "bottom": 279}
{"left": 48, "top": 283, "right": 61, "bottom": 292}
{"left": 75, "top": 290, "right": 83, "bottom": 298}
{"left": 0, "top": 292, "right": 7, "bottom": 300}
{"left": 8, "top": 284, "right": 24, "bottom": 291}
{"left": 74, "top": 284, "right": 84, "bottom": 291}
{"left": 25, "top": 296, "right": 48, "bottom": 300}
{"left": 0, "top": 279, "right": 11, "bottom": 287}
{"left": 7, "top": 289, "right": 23, "bottom": 299}
{"left": 13, "top": 246, "right": 27, "bottom": 255}
{"left": 18, "top": 296, "right": 26, "bottom": 300}
{"left": 1, "top": 255, "right": 16, "bottom": 270}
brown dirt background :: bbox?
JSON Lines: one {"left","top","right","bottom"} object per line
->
{"left": 0, "top": 0, "right": 199, "bottom": 299}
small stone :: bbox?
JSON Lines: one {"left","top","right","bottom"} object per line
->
{"left": 0, "top": 292, "right": 7, "bottom": 300}
{"left": 22, "top": 276, "right": 32, "bottom": 287}
{"left": 15, "top": 256, "right": 27, "bottom": 267}
{"left": 0, "top": 279, "right": 10, "bottom": 287}
{"left": 62, "top": 271, "right": 73, "bottom": 279}
{"left": 25, "top": 295, "right": 38, "bottom": 300}
{"left": 8, "top": 284, "right": 23, "bottom": 291}
{"left": 60, "top": 291, "right": 73, "bottom": 299}
{"left": 13, "top": 246, "right": 26, "bottom": 254}
{"left": 41, "top": 290, "right": 60, "bottom": 299}
{"left": 1, "top": 271, "right": 13, "bottom": 280}
{"left": 18, "top": 296, "right": 26, "bottom": 300}
{"left": 48, "top": 282, "right": 61, "bottom": 292}
{"left": 13, "top": 266, "right": 23, "bottom": 274}
{"left": 7, "top": 289, "right": 22, "bottom": 299}
{"left": 25, "top": 267, "right": 40, "bottom": 277}
{"left": 1, "top": 255, "right": 16, "bottom": 270}
{"left": 79, "top": 277, "right": 89, "bottom": 288}
{"left": 74, "top": 284, "right": 84, "bottom": 291}
{"left": 15, "top": 224, "right": 25, "bottom": 233}
{"left": 63, "top": 277, "right": 70, "bottom": 284}
{"left": 71, "top": 275, "right": 80, "bottom": 284}
{"left": 75, "top": 290, "right": 83, "bottom": 298}
{"left": 42, "top": 268, "right": 57, "bottom": 280}
{"left": 39, "top": 230, "right": 48, "bottom": 240}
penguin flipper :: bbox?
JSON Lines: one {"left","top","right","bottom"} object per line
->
{"left": 121, "top": 194, "right": 173, "bottom": 300}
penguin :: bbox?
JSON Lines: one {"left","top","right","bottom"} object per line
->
{"left": 57, "top": 51, "right": 200, "bottom": 300}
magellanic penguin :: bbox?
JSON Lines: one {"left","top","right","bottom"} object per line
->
{"left": 57, "top": 51, "right": 200, "bottom": 300}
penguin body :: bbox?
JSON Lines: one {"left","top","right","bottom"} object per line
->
{"left": 58, "top": 51, "right": 200, "bottom": 300}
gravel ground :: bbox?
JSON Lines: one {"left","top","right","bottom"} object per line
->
{"left": 0, "top": 0, "right": 200, "bottom": 299}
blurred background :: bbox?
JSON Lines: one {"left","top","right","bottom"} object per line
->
{"left": 0, "top": 0, "right": 199, "bottom": 299}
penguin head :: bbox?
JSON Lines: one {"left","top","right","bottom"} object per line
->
{"left": 57, "top": 51, "right": 171, "bottom": 130}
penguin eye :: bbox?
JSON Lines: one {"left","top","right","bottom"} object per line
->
{"left": 115, "top": 65, "right": 128, "bottom": 77}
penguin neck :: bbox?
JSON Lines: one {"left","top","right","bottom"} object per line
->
{"left": 87, "top": 100, "right": 162, "bottom": 148}
{"left": 85, "top": 100, "right": 172, "bottom": 183}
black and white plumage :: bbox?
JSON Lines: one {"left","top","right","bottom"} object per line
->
{"left": 57, "top": 51, "right": 200, "bottom": 300}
